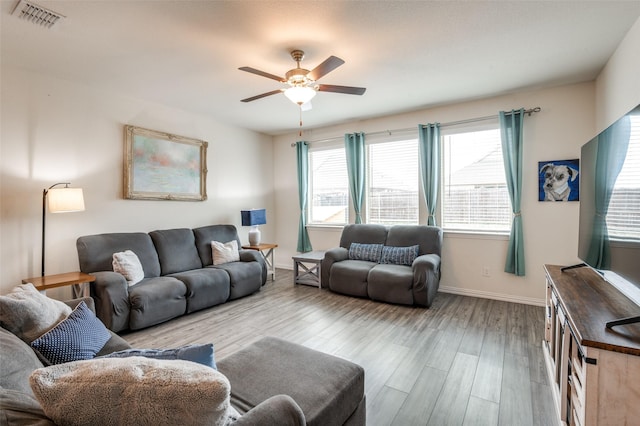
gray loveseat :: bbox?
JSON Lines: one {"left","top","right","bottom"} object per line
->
{"left": 0, "top": 297, "right": 365, "bottom": 425}
{"left": 322, "top": 224, "right": 442, "bottom": 307}
{"left": 77, "top": 224, "right": 266, "bottom": 332}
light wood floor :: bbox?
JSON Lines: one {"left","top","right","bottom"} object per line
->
{"left": 124, "top": 269, "right": 557, "bottom": 426}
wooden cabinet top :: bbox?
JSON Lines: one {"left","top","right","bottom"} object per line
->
{"left": 545, "top": 264, "right": 640, "bottom": 356}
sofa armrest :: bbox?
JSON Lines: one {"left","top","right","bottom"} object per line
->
{"left": 91, "top": 271, "right": 130, "bottom": 333}
{"left": 233, "top": 395, "right": 305, "bottom": 426}
{"left": 412, "top": 254, "right": 441, "bottom": 308}
{"left": 239, "top": 249, "right": 267, "bottom": 284}
{"left": 320, "top": 247, "right": 349, "bottom": 289}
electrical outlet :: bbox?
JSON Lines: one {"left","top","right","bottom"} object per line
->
{"left": 482, "top": 266, "right": 490, "bottom": 277}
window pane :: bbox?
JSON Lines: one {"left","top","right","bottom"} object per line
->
{"left": 442, "top": 129, "right": 511, "bottom": 232}
{"left": 367, "top": 139, "right": 419, "bottom": 225}
{"left": 608, "top": 115, "right": 640, "bottom": 240}
{"left": 309, "top": 148, "right": 348, "bottom": 224}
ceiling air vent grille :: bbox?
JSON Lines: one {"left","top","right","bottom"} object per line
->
{"left": 11, "top": 0, "right": 65, "bottom": 28}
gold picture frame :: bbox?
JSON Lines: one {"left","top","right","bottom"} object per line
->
{"left": 124, "top": 125, "right": 208, "bottom": 201}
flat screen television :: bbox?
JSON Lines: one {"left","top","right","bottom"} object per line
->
{"left": 573, "top": 103, "right": 640, "bottom": 327}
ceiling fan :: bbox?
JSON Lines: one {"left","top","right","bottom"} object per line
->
{"left": 239, "top": 50, "right": 366, "bottom": 109}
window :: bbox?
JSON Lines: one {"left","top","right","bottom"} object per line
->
{"left": 367, "top": 138, "right": 419, "bottom": 225}
{"left": 442, "top": 127, "right": 511, "bottom": 233}
{"left": 608, "top": 115, "right": 640, "bottom": 240}
{"left": 309, "top": 147, "right": 348, "bottom": 225}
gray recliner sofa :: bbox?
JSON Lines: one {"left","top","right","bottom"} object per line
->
{"left": 76, "top": 224, "right": 266, "bottom": 332}
{"left": 322, "top": 224, "right": 442, "bottom": 307}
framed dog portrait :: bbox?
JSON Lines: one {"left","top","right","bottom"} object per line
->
{"left": 538, "top": 159, "right": 579, "bottom": 201}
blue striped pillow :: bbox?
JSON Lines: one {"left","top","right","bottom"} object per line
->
{"left": 380, "top": 245, "right": 420, "bottom": 266}
{"left": 348, "top": 243, "right": 383, "bottom": 262}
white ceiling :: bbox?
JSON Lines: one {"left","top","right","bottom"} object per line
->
{"left": 2, "top": 1, "right": 640, "bottom": 136}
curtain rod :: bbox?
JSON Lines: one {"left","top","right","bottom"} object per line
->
{"left": 290, "top": 107, "right": 541, "bottom": 147}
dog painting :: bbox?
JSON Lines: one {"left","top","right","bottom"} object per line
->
{"left": 538, "top": 159, "right": 580, "bottom": 201}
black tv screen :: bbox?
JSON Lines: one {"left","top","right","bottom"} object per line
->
{"left": 577, "top": 104, "right": 640, "bottom": 306}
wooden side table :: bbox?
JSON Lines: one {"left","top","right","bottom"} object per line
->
{"left": 22, "top": 271, "right": 96, "bottom": 298}
{"left": 242, "top": 243, "right": 278, "bottom": 281}
{"left": 292, "top": 251, "right": 326, "bottom": 289}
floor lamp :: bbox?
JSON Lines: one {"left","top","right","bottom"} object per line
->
{"left": 42, "top": 182, "right": 85, "bottom": 276}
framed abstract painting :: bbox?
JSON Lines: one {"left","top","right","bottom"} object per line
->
{"left": 124, "top": 125, "right": 208, "bottom": 201}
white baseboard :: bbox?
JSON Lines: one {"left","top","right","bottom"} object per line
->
{"left": 438, "top": 285, "right": 545, "bottom": 307}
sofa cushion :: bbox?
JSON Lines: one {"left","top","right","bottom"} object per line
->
{"left": 339, "top": 224, "right": 388, "bottom": 249}
{"left": 0, "top": 283, "right": 72, "bottom": 344}
{"left": 29, "top": 357, "right": 234, "bottom": 426}
{"left": 329, "top": 260, "right": 374, "bottom": 298}
{"left": 348, "top": 243, "right": 383, "bottom": 262}
{"left": 211, "top": 261, "right": 263, "bottom": 300}
{"left": 218, "top": 336, "right": 364, "bottom": 426}
{"left": 367, "top": 264, "right": 415, "bottom": 305}
{"left": 380, "top": 245, "right": 419, "bottom": 266}
{"left": 212, "top": 240, "right": 240, "bottom": 265}
{"left": 193, "top": 225, "right": 243, "bottom": 267}
{"left": 0, "top": 326, "right": 44, "bottom": 396}
{"left": 170, "top": 268, "right": 230, "bottom": 313}
{"left": 128, "top": 277, "right": 187, "bottom": 330}
{"left": 30, "top": 302, "right": 111, "bottom": 365}
{"left": 76, "top": 232, "right": 161, "bottom": 277}
{"left": 112, "top": 250, "right": 144, "bottom": 286}
{"left": 385, "top": 225, "right": 443, "bottom": 257}
{"left": 150, "top": 228, "right": 202, "bottom": 275}
{"left": 98, "top": 344, "right": 216, "bottom": 369}
{"left": 0, "top": 389, "right": 54, "bottom": 426}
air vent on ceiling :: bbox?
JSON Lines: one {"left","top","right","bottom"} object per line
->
{"left": 11, "top": 0, "right": 65, "bottom": 28}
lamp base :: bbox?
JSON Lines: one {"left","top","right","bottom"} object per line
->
{"left": 248, "top": 226, "right": 261, "bottom": 246}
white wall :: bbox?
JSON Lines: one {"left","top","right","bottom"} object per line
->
{"left": 596, "top": 16, "right": 640, "bottom": 130}
{"left": 274, "top": 82, "right": 596, "bottom": 305}
{"left": 0, "top": 66, "right": 274, "bottom": 297}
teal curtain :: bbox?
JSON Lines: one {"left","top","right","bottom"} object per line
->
{"left": 345, "top": 132, "right": 366, "bottom": 224}
{"left": 296, "top": 141, "right": 312, "bottom": 252}
{"left": 418, "top": 123, "right": 441, "bottom": 226}
{"left": 499, "top": 109, "right": 525, "bottom": 276}
{"left": 585, "top": 117, "right": 631, "bottom": 268}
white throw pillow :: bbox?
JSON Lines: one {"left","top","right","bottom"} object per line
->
{"left": 211, "top": 240, "right": 240, "bottom": 265}
{"left": 112, "top": 250, "right": 144, "bottom": 286}
{"left": 30, "top": 357, "right": 233, "bottom": 426}
{"left": 0, "top": 283, "right": 72, "bottom": 343}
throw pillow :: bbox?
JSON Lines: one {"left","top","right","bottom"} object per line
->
{"left": 30, "top": 357, "right": 233, "bottom": 426}
{"left": 98, "top": 343, "right": 217, "bottom": 370}
{"left": 380, "top": 245, "right": 420, "bottom": 266}
{"left": 30, "top": 301, "right": 111, "bottom": 365}
{"left": 112, "top": 250, "right": 144, "bottom": 286}
{"left": 211, "top": 240, "right": 240, "bottom": 265}
{"left": 0, "top": 283, "right": 72, "bottom": 343}
{"left": 348, "top": 243, "right": 383, "bottom": 262}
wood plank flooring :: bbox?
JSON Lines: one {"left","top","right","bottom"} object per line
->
{"left": 124, "top": 269, "right": 557, "bottom": 426}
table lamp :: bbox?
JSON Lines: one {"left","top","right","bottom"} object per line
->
{"left": 241, "top": 209, "right": 266, "bottom": 246}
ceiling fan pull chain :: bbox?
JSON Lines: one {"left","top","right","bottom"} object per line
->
{"left": 299, "top": 107, "right": 303, "bottom": 137}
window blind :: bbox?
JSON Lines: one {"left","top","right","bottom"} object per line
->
{"left": 309, "top": 147, "right": 348, "bottom": 225}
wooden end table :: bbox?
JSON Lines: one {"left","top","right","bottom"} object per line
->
{"left": 22, "top": 271, "right": 96, "bottom": 298}
{"left": 292, "top": 251, "right": 326, "bottom": 289}
{"left": 242, "top": 243, "right": 278, "bottom": 281}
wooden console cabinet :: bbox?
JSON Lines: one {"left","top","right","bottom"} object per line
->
{"left": 543, "top": 264, "right": 640, "bottom": 426}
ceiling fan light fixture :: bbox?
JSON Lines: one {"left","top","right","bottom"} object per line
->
{"left": 284, "top": 86, "right": 317, "bottom": 105}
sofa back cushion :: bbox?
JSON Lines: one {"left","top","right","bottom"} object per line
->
{"left": 339, "top": 224, "right": 388, "bottom": 249}
{"left": 193, "top": 225, "right": 242, "bottom": 267}
{"left": 0, "top": 326, "right": 44, "bottom": 396}
{"left": 150, "top": 228, "right": 202, "bottom": 275}
{"left": 77, "top": 233, "right": 161, "bottom": 277}
{"left": 385, "top": 225, "right": 442, "bottom": 257}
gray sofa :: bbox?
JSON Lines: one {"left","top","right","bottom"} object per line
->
{"left": 322, "top": 224, "right": 442, "bottom": 307}
{"left": 76, "top": 224, "right": 266, "bottom": 332}
{"left": 0, "top": 297, "right": 365, "bottom": 425}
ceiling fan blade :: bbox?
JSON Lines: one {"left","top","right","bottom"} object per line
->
{"left": 238, "top": 66, "right": 285, "bottom": 82}
{"left": 318, "top": 84, "right": 366, "bottom": 95}
{"left": 241, "top": 89, "right": 284, "bottom": 103}
{"left": 307, "top": 56, "right": 345, "bottom": 81}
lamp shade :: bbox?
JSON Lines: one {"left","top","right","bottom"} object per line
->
{"left": 48, "top": 187, "right": 85, "bottom": 213}
{"left": 241, "top": 209, "right": 266, "bottom": 226}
